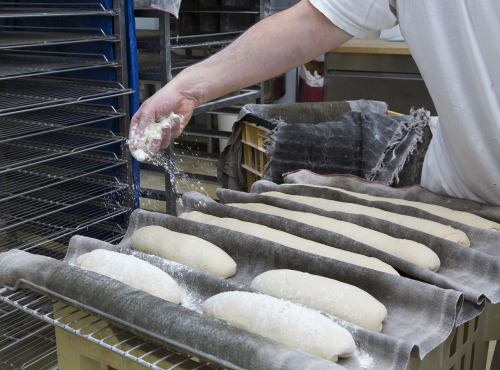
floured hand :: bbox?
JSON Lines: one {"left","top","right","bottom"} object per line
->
{"left": 129, "top": 112, "right": 184, "bottom": 162}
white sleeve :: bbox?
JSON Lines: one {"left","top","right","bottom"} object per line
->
{"left": 309, "top": 0, "right": 398, "bottom": 37}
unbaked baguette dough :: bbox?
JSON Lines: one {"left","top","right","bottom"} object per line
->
{"left": 74, "top": 249, "right": 181, "bottom": 304}
{"left": 203, "top": 291, "right": 356, "bottom": 362}
{"left": 251, "top": 269, "right": 387, "bottom": 332}
{"left": 302, "top": 184, "right": 500, "bottom": 231}
{"left": 130, "top": 225, "right": 236, "bottom": 278}
{"left": 228, "top": 203, "right": 440, "bottom": 271}
{"left": 179, "top": 211, "right": 399, "bottom": 275}
{"left": 263, "top": 191, "right": 470, "bottom": 246}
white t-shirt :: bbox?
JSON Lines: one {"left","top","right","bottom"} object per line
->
{"left": 310, "top": 0, "right": 500, "bottom": 205}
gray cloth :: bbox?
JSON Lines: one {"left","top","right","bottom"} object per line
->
{"left": 0, "top": 248, "right": 343, "bottom": 370}
{"left": 0, "top": 204, "right": 463, "bottom": 370}
{"left": 218, "top": 101, "right": 383, "bottom": 192}
{"left": 176, "top": 193, "right": 464, "bottom": 363}
{"left": 262, "top": 109, "right": 428, "bottom": 186}
{"left": 217, "top": 182, "right": 500, "bottom": 308}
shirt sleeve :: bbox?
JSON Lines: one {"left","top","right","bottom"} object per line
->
{"left": 309, "top": 0, "right": 398, "bottom": 37}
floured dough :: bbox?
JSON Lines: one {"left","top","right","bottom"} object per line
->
{"left": 130, "top": 225, "right": 236, "bottom": 278}
{"left": 74, "top": 249, "right": 181, "bottom": 304}
{"left": 304, "top": 184, "right": 500, "bottom": 231}
{"left": 203, "top": 291, "right": 356, "bottom": 362}
{"left": 263, "top": 191, "right": 470, "bottom": 246}
{"left": 179, "top": 211, "right": 399, "bottom": 275}
{"left": 251, "top": 269, "right": 387, "bottom": 332}
{"left": 228, "top": 203, "right": 440, "bottom": 271}
{"left": 129, "top": 112, "right": 183, "bottom": 162}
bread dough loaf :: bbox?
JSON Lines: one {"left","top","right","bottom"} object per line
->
{"left": 229, "top": 203, "right": 440, "bottom": 272}
{"left": 251, "top": 269, "right": 387, "bottom": 332}
{"left": 203, "top": 291, "right": 356, "bottom": 362}
{"left": 180, "top": 211, "right": 399, "bottom": 275}
{"left": 74, "top": 249, "right": 181, "bottom": 304}
{"left": 131, "top": 225, "right": 236, "bottom": 278}
{"left": 263, "top": 191, "right": 470, "bottom": 246}
{"left": 305, "top": 185, "right": 500, "bottom": 231}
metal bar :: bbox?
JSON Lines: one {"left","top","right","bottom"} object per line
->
{"left": 158, "top": 11, "right": 177, "bottom": 216}
{"left": 113, "top": 0, "right": 135, "bottom": 218}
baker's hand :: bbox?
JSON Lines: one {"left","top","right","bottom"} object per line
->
{"left": 128, "top": 85, "right": 197, "bottom": 161}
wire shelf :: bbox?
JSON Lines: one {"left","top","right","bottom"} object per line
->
{"left": 0, "top": 208, "right": 127, "bottom": 256}
{"left": 0, "top": 51, "right": 119, "bottom": 81}
{"left": 0, "top": 288, "right": 216, "bottom": 370}
{"left": 0, "top": 28, "right": 118, "bottom": 50}
{"left": 0, "top": 127, "right": 126, "bottom": 173}
{"left": 0, "top": 104, "right": 125, "bottom": 143}
{"left": 0, "top": 175, "right": 128, "bottom": 233}
{"left": 0, "top": 3, "right": 116, "bottom": 18}
{"left": 0, "top": 77, "right": 132, "bottom": 116}
{"left": 0, "top": 303, "right": 58, "bottom": 370}
{"left": 1, "top": 153, "right": 126, "bottom": 202}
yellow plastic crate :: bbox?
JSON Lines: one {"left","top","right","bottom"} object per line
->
{"left": 241, "top": 121, "right": 272, "bottom": 191}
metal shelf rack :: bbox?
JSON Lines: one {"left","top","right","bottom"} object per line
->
{"left": 0, "top": 1, "right": 135, "bottom": 368}
{"left": 0, "top": 287, "right": 218, "bottom": 370}
{"left": 135, "top": 1, "right": 267, "bottom": 215}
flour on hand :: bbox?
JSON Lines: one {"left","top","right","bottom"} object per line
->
{"left": 129, "top": 112, "right": 183, "bottom": 162}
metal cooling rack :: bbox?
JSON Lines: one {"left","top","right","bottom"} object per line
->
{"left": 0, "top": 77, "right": 132, "bottom": 116}
{"left": 0, "top": 288, "right": 217, "bottom": 370}
{"left": 0, "top": 302, "right": 58, "bottom": 370}
{"left": 0, "top": 3, "right": 116, "bottom": 18}
{"left": 1, "top": 153, "right": 126, "bottom": 202}
{"left": 0, "top": 177, "right": 128, "bottom": 233}
{"left": 0, "top": 51, "right": 119, "bottom": 81}
{"left": 0, "top": 104, "right": 125, "bottom": 143}
{"left": 0, "top": 210, "right": 127, "bottom": 256}
{"left": 0, "top": 128, "right": 125, "bottom": 173}
{"left": 0, "top": 28, "right": 118, "bottom": 50}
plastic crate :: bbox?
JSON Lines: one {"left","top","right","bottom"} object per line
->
{"left": 410, "top": 301, "right": 500, "bottom": 370}
{"left": 241, "top": 121, "right": 272, "bottom": 191}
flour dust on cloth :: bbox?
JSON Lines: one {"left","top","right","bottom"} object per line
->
{"left": 129, "top": 112, "right": 183, "bottom": 162}
{"left": 262, "top": 109, "right": 429, "bottom": 186}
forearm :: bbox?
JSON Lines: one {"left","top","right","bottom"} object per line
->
{"left": 170, "top": 0, "right": 352, "bottom": 106}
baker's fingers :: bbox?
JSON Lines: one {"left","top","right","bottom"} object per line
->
{"left": 129, "top": 112, "right": 153, "bottom": 148}
{"left": 170, "top": 115, "right": 183, "bottom": 138}
{"left": 157, "top": 123, "right": 170, "bottom": 149}
{"left": 146, "top": 135, "right": 162, "bottom": 156}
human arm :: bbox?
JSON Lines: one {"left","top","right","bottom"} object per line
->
{"left": 128, "top": 0, "right": 353, "bottom": 158}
